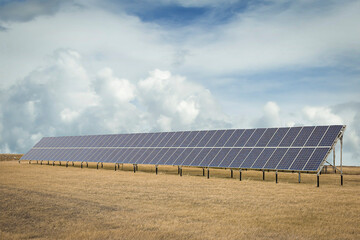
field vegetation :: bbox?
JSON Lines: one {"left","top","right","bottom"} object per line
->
{"left": 1, "top": 160, "right": 359, "bottom": 239}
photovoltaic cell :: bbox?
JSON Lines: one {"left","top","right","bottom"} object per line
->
{"left": 218, "top": 148, "right": 242, "bottom": 168}
{"left": 234, "top": 129, "right": 255, "bottom": 147}
{"left": 251, "top": 148, "right": 276, "bottom": 169}
{"left": 305, "top": 126, "right": 328, "bottom": 146}
{"left": 179, "top": 131, "right": 199, "bottom": 147}
{"left": 164, "top": 132, "right": 183, "bottom": 147}
{"left": 189, "top": 148, "right": 213, "bottom": 166}
{"left": 240, "top": 148, "right": 264, "bottom": 168}
{"left": 224, "top": 129, "right": 244, "bottom": 147}
{"left": 289, "top": 148, "right": 315, "bottom": 170}
{"left": 181, "top": 148, "right": 202, "bottom": 166}
{"left": 172, "top": 148, "right": 193, "bottom": 166}
{"left": 244, "top": 128, "right": 266, "bottom": 147}
{"left": 276, "top": 148, "right": 301, "bottom": 170}
{"left": 214, "top": 130, "right": 235, "bottom": 147}
{"left": 229, "top": 148, "right": 252, "bottom": 168}
{"left": 196, "top": 131, "right": 216, "bottom": 147}
{"left": 164, "top": 148, "right": 183, "bottom": 165}
{"left": 156, "top": 148, "right": 176, "bottom": 165}
{"left": 267, "top": 128, "right": 289, "bottom": 147}
{"left": 303, "top": 148, "right": 330, "bottom": 171}
{"left": 279, "top": 127, "right": 301, "bottom": 147}
{"left": 319, "top": 125, "right": 343, "bottom": 146}
{"left": 256, "top": 128, "right": 278, "bottom": 147}
{"left": 208, "top": 148, "right": 231, "bottom": 167}
{"left": 263, "top": 148, "right": 288, "bottom": 169}
{"left": 172, "top": 131, "right": 191, "bottom": 147}
{"left": 292, "top": 126, "right": 315, "bottom": 147}
{"left": 205, "top": 130, "right": 226, "bottom": 147}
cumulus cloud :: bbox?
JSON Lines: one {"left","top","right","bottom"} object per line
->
{"left": 256, "top": 101, "right": 281, "bottom": 127}
{"left": 0, "top": 49, "right": 230, "bottom": 153}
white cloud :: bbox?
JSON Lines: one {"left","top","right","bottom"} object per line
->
{"left": 302, "top": 106, "right": 343, "bottom": 125}
{"left": 256, "top": 101, "right": 281, "bottom": 127}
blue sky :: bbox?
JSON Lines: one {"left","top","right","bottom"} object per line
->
{"left": 0, "top": 0, "right": 359, "bottom": 165}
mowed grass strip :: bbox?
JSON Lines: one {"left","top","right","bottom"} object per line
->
{"left": 1, "top": 161, "right": 359, "bottom": 240}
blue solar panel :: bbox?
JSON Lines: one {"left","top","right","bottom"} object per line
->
{"left": 197, "top": 131, "right": 216, "bottom": 147}
{"left": 187, "top": 131, "right": 207, "bottom": 147}
{"left": 156, "top": 132, "right": 176, "bottom": 147}
{"left": 147, "top": 148, "right": 164, "bottom": 164}
{"left": 218, "top": 148, "right": 242, "bottom": 168}
{"left": 263, "top": 148, "right": 288, "bottom": 169}
{"left": 147, "top": 133, "right": 163, "bottom": 147}
{"left": 224, "top": 129, "right": 245, "bottom": 147}
{"left": 234, "top": 129, "right": 256, "bottom": 147}
{"left": 179, "top": 131, "right": 199, "bottom": 147}
{"left": 172, "top": 148, "right": 193, "bottom": 165}
{"left": 292, "top": 126, "right": 315, "bottom": 147}
{"left": 245, "top": 128, "right": 266, "bottom": 147}
{"left": 240, "top": 148, "right": 264, "bottom": 168}
{"left": 164, "top": 132, "right": 183, "bottom": 147}
{"left": 279, "top": 127, "right": 301, "bottom": 147}
{"left": 289, "top": 148, "right": 315, "bottom": 170}
{"left": 172, "top": 132, "right": 191, "bottom": 147}
{"left": 305, "top": 126, "right": 328, "bottom": 146}
{"left": 303, "top": 148, "right": 330, "bottom": 171}
{"left": 256, "top": 128, "right": 277, "bottom": 147}
{"left": 229, "top": 148, "right": 252, "bottom": 168}
{"left": 208, "top": 148, "right": 231, "bottom": 167}
{"left": 214, "top": 130, "right": 235, "bottom": 147}
{"left": 205, "top": 130, "right": 226, "bottom": 147}
{"left": 181, "top": 148, "right": 202, "bottom": 166}
{"left": 189, "top": 148, "right": 213, "bottom": 166}
{"left": 156, "top": 148, "right": 176, "bottom": 165}
{"left": 267, "top": 128, "right": 289, "bottom": 147}
{"left": 164, "top": 148, "right": 183, "bottom": 165}
{"left": 319, "top": 125, "right": 343, "bottom": 146}
{"left": 251, "top": 148, "right": 276, "bottom": 169}
{"left": 276, "top": 148, "right": 301, "bottom": 170}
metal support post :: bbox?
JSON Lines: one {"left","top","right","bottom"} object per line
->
{"left": 40, "top": 161, "right": 43, "bottom": 165}
{"left": 133, "top": 164, "right": 136, "bottom": 173}
{"left": 66, "top": 161, "right": 68, "bottom": 168}
{"left": 317, "top": 173, "right": 320, "bottom": 187}
{"left": 155, "top": 165, "right": 158, "bottom": 175}
{"left": 262, "top": 170, "right": 265, "bottom": 181}
{"left": 136, "top": 164, "right": 138, "bottom": 171}
{"left": 341, "top": 136, "right": 343, "bottom": 186}
{"left": 180, "top": 167, "right": 183, "bottom": 177}
{"left": 114, "top": 164, "right": 117, "bottom": 171}
{"left": 117, "top": 163, "right": 120, "bottom": 169}
{"left": 333, "top": 148, "right": 336, "bottom": 173}
{"left": 239, "top": 169, "right": 242, "bottom": 181}
{"left": 72, "top": 162, "right": 74, "bottom": 166}
{"left": 86, "top": 162, "right": 88, "bottom": 168}
{"left": 29, "top": 160, "right": 31, "bottom": 164}
{"left": 275, "top": 171, "right": 278, "bottom": 184}
{"left": 48, "top": 160, "right": 49, "bottom": 165}
{"left": 231, "top": 169, "right": 233, "bottom": 178}
{"left": 298, "top": 172, "right": 301, "bottom": 183}
{"left": 59, "top": 161, "right": 62, "bottom": 166}
{"left": 97, "top": 162, "right": 99, "bottom": 169}
{"left": 37, "top": 160, "right": 38, "bottom": 164}
{"left": 203, "top": 168, "right": 205, "bottom": 176}
{"left": 207, "top": 168, "right": 210, "bottom": 179}
{"left": 81, "top": 162, "right": 83, "bottom": 168}
{"left": 101, "top": 162, "right": 103, "bottom": 168}
{"left": 178, "top": 166, "right": 180, "bottom": 175}
{"left": 52, "top": 161, "right": 55, "bottom": 166}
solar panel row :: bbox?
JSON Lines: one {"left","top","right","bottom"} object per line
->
{"left": 21, "top": 125, "right": 344, "bottom": 172}
{"left": 33, "top": 125, "right": 342, "bottom": 148}
{"left": 22, "top": 146, "right": 331, "bottom": 171}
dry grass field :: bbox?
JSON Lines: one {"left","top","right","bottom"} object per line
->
{"left": 1, "top": 160, "right": 359, "bottom": 240}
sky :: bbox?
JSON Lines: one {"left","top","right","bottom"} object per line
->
{"left": 0, "top": 0, "right": 359, "bottom": 166}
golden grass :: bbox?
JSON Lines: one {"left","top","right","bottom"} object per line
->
{"left": 0, "top": 154, "right": 23, "bottom": 161}
{"left": 1, "top": 161, "right": 359, "bottom": 240}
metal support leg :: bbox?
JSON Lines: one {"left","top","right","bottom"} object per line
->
{"left": 115, "top": 164, "right": 117, "bottom": 171}
{"left": 298, "top": 172, "right": 301, "bottom": 183}
{"left": 81, "top": 162, "right": 83, "bottom": 168}
{"left": 97, "top": 162, "right": 99, "bottom": 169}
{"left": 136, "top": 164, "right": 138, "bottom": 171}
{"left": 48, "top": 160, "right": 49, "bottom": 165}
{"left": 37, "top": 160, "right": 38, "bottom": 164}
{"left": 41, "top": 161, "right": 43, "bottom": 165}
{"left": 333, "top": 148, "right": 336, "bottom": 173}
{"left": 207, "top": 168, "right": 210, "bottom": 179}
{"left": 155, "top": 165, "right": 158, "bottom": 175}
{"left": 59, "top": 161, "right": 62, "bottom": 166}
{"left": 72, "top": 162, "right": 74, "bottom": 166}
{"left": 317, "top": 174, "right": 319, "bottom": 187}
{"left": 341, "top": 136, "right": 343, "bottom": 186}
{"left": 133, "top": 164, "right": 136, "bottom": 173}
{"left": 239, "top": 169, "right": 242, "bottom": 181}
{"left": 276, "top": 171, "right": 278, "bottom": 184}
{"left": 180, "top": 167, "right": 182, "bottom": 177}
{"left": 52, "top": 161, "right": 55, "bottom": 166}
{"left": 263, "top": 170, "right": 265, "bottom": 181}
{"left": 66, "top": 161, "right": 68, "bottom": 168}
{"left": 86, "top": 162, "right": 88, "bottom": 168}
{"left": 101, "top": 162, "right": 103, "bottom": 168}
{"left": 231, "top": 169, "right": 233, "bottom": 178}
{"left": 341, "top": 175, "right": 343, "bottom": 186}
{"left": 117, "top": 163, "right": 120, "bottom": 169}
{"left": 29, "top": 160, "right": 31, "bottom": 164}
{"left": 178, "top": 166, "right": 180, "bottom": 175}
{"left": 203, "top": 168, "right": 205, "bottom": 176}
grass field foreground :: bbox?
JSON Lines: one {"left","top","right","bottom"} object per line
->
{"left": 1, "top": 161, "right": 360, "bottom": 239}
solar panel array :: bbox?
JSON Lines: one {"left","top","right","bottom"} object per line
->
{"left": 20, "top": 125, "right": 345, "bottom": 172}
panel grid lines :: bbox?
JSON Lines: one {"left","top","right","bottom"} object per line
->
{"left": 20, "top": 125, "right": 344, "bottom": 172}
